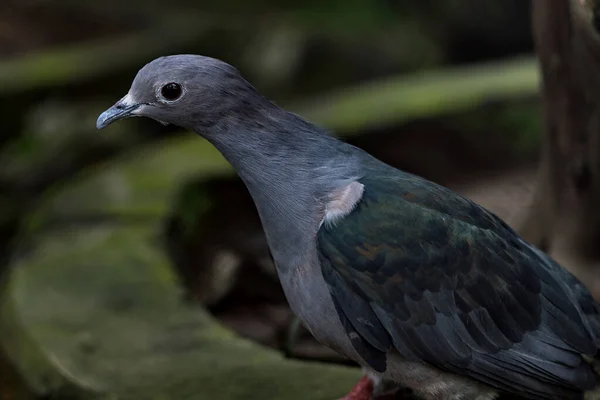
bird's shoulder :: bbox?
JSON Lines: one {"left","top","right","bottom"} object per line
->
{"left": 317, "top": 169, "right": 533, "bottom": 290}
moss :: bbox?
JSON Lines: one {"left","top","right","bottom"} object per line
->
{"left": 1, "top": 132, "right": 360, "bottom": 399}
{"left": 2, "top": 225, "right": 360, "bottom": 399}
{"left": 24, "top": 136, "right": 233, "bottom": 235}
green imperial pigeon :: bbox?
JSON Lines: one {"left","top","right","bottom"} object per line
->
{"left": 97, "top": 55, "right": 600, "bottom": 400}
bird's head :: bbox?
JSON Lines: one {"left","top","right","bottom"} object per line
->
{"left": 97, "top": 54, "right": 259, "bottom": 132}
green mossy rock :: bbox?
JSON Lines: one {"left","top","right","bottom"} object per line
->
{"left": 0, "top": 136, "right": 361, "bottom": 399}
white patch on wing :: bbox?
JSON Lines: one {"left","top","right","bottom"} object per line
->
{"left": 322, "top": 181, "right": 364, "bottom": 227}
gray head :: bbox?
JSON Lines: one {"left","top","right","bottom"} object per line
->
{"left": 96, "top": 54, "right": 364, "bottom": 274}
{"left": 97, "top": 54, "right": 267, "bottom": 132}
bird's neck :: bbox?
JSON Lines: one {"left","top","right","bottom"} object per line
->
{"left": 197, "top": 109, "right": 360, "bottom": 274}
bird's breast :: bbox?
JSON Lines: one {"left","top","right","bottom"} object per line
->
{"left": 280, "top": 256, "right": 357, "bottom": 357}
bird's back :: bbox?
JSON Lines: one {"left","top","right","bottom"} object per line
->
{"left": 316, "top": 154, "right": 600, "bottom": 399}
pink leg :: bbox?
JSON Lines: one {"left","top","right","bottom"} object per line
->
{"left": 339, "top": 375, "right": 373, "bottom": 400}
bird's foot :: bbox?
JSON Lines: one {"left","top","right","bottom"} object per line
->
{"left": 338, "top": 375, "right": 373, "bottom": 400}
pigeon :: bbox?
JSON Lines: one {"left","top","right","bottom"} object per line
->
{"left": 97, "top": 54, "right": 600, "bottom": 400}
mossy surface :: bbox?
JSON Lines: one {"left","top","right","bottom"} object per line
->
{"left": 0, "top": 136, "right": 360, "bottom": 399}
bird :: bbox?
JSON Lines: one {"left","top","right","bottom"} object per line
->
{"left": 97, "top": 54, "right": 600, "bottom": 400}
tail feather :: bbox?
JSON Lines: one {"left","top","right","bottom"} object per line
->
{"left": 528, "top": 244, "right": 600, "bottom": 348}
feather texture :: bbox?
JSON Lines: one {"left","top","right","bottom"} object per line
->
{"left": 316, "top": 172, "right": 600, "bottom": 399}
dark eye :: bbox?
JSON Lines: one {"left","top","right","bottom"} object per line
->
{"left": 160, "top": 82, "right": 182, "bottom": 101}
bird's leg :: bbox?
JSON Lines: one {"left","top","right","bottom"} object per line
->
{"left": 338, "top": 375, "right": 373, "bottom": 400}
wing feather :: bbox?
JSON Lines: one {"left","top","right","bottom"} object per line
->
{"left": 316, "top": 174, "right": 599, "bottom": 398}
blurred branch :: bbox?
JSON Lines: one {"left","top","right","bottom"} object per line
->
{"left": 0, "top": 14, "right": 236, "bottom": 96}
{"left": 291, "top": 55, "right": 540, "bottom": 133}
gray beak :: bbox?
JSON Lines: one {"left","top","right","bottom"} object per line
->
{"left": 96, "top": 98, "right": 140, "bottom": 130}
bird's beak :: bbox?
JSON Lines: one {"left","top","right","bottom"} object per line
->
{"left": 96, "top": 96, "right": 140, "bottom": 130}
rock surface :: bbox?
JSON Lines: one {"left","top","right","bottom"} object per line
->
{"left": 0, "top": 136, "right": 361, "bottom": 399}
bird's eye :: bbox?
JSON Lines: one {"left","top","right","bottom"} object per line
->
{"left": 160, "top": 82, "right": 183, "bottom": 101}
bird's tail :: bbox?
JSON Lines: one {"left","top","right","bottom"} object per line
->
{"left": 526, "top": 243, "right": 600, "bottom": 347}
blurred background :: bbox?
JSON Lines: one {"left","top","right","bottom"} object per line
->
{"left": 1, "top": 0, "right": 599, "bottom": 399}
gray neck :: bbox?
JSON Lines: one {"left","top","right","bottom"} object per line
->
{"left": 196, "top": 106, "right": 360, "bottom": 273}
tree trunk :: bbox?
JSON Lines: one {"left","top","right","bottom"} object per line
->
{"left": 522, "top": 0, "right": 600, "bottom": 298}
